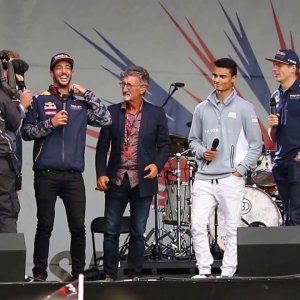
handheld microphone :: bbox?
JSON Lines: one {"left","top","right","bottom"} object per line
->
{"left": 207, "top": 138, "right": 219, "bottom": 165}
{"left": 61, "top": 94, "right": 68, "bottom": 111}
{"left": 171, "top": 82, "right": 185, "bottom": 88}
{"left": 270, "top": 97, "right": 276, "bottom": 115}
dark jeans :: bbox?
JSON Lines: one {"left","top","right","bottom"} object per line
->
{"left": 0, "top": 156, "right": 20, "bottom": 233}
{"left": 32, "top": 170, "right": 86, "bottom": 279}
{"left": 104, "top": 173, "right": 152, "bottom": 279}
{"left": 273, "top": 160, "right": 300, "bottom": 225}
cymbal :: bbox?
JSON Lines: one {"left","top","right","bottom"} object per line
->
{"left": 169, "top": 134, "right": 189, "bottom": 154}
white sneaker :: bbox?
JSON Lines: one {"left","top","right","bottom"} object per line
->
{"left": 191, "top": 274, "right": 214, "bottom": 279}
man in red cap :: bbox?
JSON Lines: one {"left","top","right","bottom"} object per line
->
{"left": 22, "top": 52, "right": 111, "bottom": 281}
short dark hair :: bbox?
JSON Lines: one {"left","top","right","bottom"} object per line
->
{"left": 214, "top": 58, "right": 237, "bottom": 76}
{"left": 121, "top": 65, "right": 150, "bottom": 86}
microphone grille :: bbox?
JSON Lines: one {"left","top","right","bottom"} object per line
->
{"left": 270, "top": 97, "right": 276, "bottom": 106}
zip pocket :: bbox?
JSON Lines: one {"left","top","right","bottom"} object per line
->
{"left": 34, "top": 142, "right": 44, "bottom": 163}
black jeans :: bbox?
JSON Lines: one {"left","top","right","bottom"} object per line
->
{"left": 273, "top": 160, "right": 300, "bottom": 225}
{"left": 32, "top": 170, "right": 86, "bottom": 278}
{"left": 103, "top": 173, "right": 152, "bottom": 279}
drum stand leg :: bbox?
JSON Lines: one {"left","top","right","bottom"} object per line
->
{"left": 144, "top": 194, "right": 173, "bottom": 260}
{"left": 210, "top": 206, "right": 223, "bottom": 260}
{"left": 169, "top": 153, "right": 194, "bottom": 258}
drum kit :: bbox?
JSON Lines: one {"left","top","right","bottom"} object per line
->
{"left": 144, "top": 134, "right": 284, "bottom": 260}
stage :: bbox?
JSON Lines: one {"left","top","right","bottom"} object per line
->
{"left": 2, "top": 257, "right": 300, "bottom": 300}
{"left": 1, "top": 276, "right": 300, "bottom": 300}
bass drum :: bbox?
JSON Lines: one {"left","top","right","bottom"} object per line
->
{"left": 209, "top": 186, "right": 283, "bottom": 250}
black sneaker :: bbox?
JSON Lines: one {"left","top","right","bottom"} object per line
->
{"left": 131, "top": 276, "right": 140, "bottom": 281}
{"left": 104, "top": 275, "right": 114, "bottom": 282}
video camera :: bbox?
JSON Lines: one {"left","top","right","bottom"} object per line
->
{"left": 0, "top": 51, "right": 29, "bottom": 95}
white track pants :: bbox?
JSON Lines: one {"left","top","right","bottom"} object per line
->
{"left": 191, "top": 175, "right": 245, "bottom": 276}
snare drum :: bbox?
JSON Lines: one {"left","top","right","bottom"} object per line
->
{"left": 209, "top": 186, "right": 282, "bottom": 250}
{"left": 251, "top": 151, "right": 276, "bottom": 193}
{"left": 163, "top": 181, "right": 190, "bottom": 226}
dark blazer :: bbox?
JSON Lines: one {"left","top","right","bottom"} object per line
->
{"left": 95, "top": 101, "right": 171, "bottom": 197}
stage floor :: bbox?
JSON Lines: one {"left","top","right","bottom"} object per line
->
{"left": 2, "top": 277, "right": 300, "bottom": 300}
{"left": 2, "top": 258, "right": 300, "bottom": 299}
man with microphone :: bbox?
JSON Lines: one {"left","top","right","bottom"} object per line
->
{"left": 266, "top": 49, "right": 300, "bottom": 225}
{"left": 188, "top": 58, "right": 262, "bottom": 278}
{"left": 21, "top": 52, "right": 111, "bottom": 281}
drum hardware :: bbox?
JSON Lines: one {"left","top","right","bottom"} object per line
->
{"left": 251, "top": 150, "right": 276, "bottom": 193}
{"left": 162, "top": 150, "right": 195, "bottom": 258}
{"left": 241, "top": 217, "right": 250, "bottom": 226}
{"left": 144, "top": 194, "right": 174, "bottom": 260}
{"left": 171, "top": 150, "right": 189, "bottom": 252}
{"left": 144, "top": 141, "right": 196, "bottom": 259}
{"left": 241, "top": 217, "right": 266, "bottom": 227}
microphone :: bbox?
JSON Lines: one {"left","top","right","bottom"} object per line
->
{"left": 61, "top": 94, "right": 68, "bottom": 111}
{"left": 171, "top": 82, "right": 185, "bottom": 88}
{"left": 270, "top": 97, "right": 276, "bottom": 115}
{"left": 207, "top": 138, "right": 219, "bottom": 165}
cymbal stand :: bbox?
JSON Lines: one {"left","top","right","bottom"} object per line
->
{"left": 175, "top": 152, "right": 182, "bottom": 251}
{"left": 170, "top": 149, "right": 193, "bottom": 254}
{"left": 186, "top": 158, "right": 196, "bottom": 257}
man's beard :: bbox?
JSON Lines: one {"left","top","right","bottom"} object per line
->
{"left": 122, "top": 94, "right": 131, "bottom": 102}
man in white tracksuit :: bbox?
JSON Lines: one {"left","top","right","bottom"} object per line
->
{"left": 188, "top": 58, "right": 262, "bottom": 278}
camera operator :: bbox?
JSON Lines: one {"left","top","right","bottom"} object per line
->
{"left": 1, "top": 50, "right": 33, "bottom": 191}
{"left": 0, "top": 50, "right": 32, "bottom": 232}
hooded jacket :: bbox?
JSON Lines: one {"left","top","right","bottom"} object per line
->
{"left": 188, "top": 88, "right": 262, "bottom": 180}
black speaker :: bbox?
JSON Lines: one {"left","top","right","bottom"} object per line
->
{"left": 238, "top": 226, "right": 300, "bottom": 277}
{"left": 0, "top": 233, "right": 26, "bottom": 282}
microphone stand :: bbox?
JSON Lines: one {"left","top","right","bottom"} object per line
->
{"left": 161, "top": 85, "right": 179, "bottom": 108}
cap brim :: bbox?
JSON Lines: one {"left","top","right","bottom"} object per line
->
{"left": 265, "top": 58, "right": 290, "bottom": 65}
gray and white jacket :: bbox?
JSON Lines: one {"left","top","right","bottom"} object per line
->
{"left": 188, "top": 88, "right": 262, "bottom": 180}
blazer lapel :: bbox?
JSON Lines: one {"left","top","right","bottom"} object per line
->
{"left": 118, "top": 104, "right": 126, "bottom": 148}
{"left": 138, "top": 101, "right": 149, "bottom": 149}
